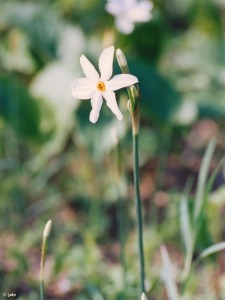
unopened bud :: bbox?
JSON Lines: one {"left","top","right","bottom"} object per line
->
{"left": 116, "top": 49, "right": 127, "bottom": 67}
{"left": 141, "top": 293, "right": 148, "bottom": 300}
{"left": 116, "top": 48, "right": 129, "bottom": 73}
{"left": 127, "top": 99, "right": 132, "bottom": 112}
{"left": 131, "top": 85, "right": 138, "bottom": 99}
{"left": 43, "top": 220, "right": 52, "bottom": 239}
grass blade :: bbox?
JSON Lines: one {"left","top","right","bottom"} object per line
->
{"left": 198, "top": 241, "right": 225, "bottom": 261}
{"left": 179, "top": 180, "right": 193, "bottom": 255}
{"left": 194, "top": 139, "right": 216, "bottom": 223}
{"left": 160, "top": 245, "right": 181, "bottom": 300}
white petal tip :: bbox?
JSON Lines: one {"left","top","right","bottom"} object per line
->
{"left": 89, "top": 110, "right": 99, "bottom": 124}
{"left": 133, "top": 76, "right": 139, "bottom": 84}
{"left": 71, "top": 87, "right": 78, "bottom": 99}
{"left": 107, "top": 45, "right": 114, "bottom": 51}
{"left": 117, "top": 114, "right": 123, "bottom": 121}
{"left": 89, "top": 117, "right": 98, "bottom": 124}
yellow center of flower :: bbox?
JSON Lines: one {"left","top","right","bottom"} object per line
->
{"left": 96, "top": 81, "right": 106, "bottom": 91}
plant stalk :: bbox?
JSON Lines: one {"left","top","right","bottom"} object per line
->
{"left": 133, "top": 130, "right": 145, "bottom": 294}
{"left": 40, "top": 279, "right": 44, "bottom": 300}
{"left": 40, "top": 238, "right": 46, "bottom": 300}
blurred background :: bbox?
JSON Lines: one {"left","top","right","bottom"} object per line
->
{"left": 1, "top": 0, "right": 225, "bottom": 299}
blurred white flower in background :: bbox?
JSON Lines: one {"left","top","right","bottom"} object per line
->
{"left": 58, "top": 25, "right": 85, "bottom": 68}
{"left": 71, "top": 46, "right": 138, "bottom": 123}
{"left": 30, "top": 61, "right": 80, "bottom": 168}
{"left": 0, "top": 29, "right": 36, "bottom": 74}
{"left": 29, "top": 24, "right": 85, "bottom": 168}
{"left": 172, "top": 99, "right": 198, "bottom": 126}
{"left": 30, "top": 25, "right": 85, "bottom": 134}
{"left": 106, "top": 0, "right": 153, "bottom": 34}
{"left": 31, "top": 62, "right": 78, "bottom": 126}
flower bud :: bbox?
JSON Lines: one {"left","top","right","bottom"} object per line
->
{"left": 131, "top": 85, "right": 139, "bottom": 99}
{"left": 43, "top": 220, "right": 52, "bottom": 239}
{"left": 141, "top": 293, "right": 148, "bottom": 300}
{"left": 116, "top": 49, "right": 127, "bottom": 67}
{"left": 116, "top": 48, "right": 129, "bottom": 73}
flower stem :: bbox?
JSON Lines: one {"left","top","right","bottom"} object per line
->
{"left": 40, "top": 279, "right": 44, "bottom": 300}
{"left": 40, "top": 239, "right": 46, "bottom": 300}
{"left": 40, "top": 220, "right": 52, "bottom": 300}
{"left": 116, "top": 47, "right": 145, "bottom": 294}
{"left": 133, "top": 131, "right": 145, "bottom": 294}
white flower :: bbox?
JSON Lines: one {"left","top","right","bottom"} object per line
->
{"left": 71, "top": 46, "right": 138, "bottom": 123}
{"left": 106, "top": 0, "right": 153, "bottom": 34}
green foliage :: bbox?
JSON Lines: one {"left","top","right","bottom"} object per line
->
{"left": 0, "top": 74, "right": 41, "bottom": 140}
{"left": 0, "top": 1, "right": 61, "bottom": 65}
{"left": 129, "top": 59, "right": 181, "bottom": 125}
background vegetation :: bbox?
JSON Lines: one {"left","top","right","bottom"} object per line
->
{"left": 1, "top": 0, "right": 225, "bottom": 299}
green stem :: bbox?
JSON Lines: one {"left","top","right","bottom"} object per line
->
{"left": 40, "top": 280, "right": 44, "bottom": 300}
{"left": 117, "top": 196, "right": 127, "bottom": 300}
{"left": 133, "top": 132, "right": 145, "bottom": 294}
{"left": 40, "top": 239, "right": 46, "bottom": 300}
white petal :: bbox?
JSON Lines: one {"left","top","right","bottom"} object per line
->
{"left": 106, "top": 74, "right": 138, "bottom": 91}
{"left": 71, "top": 78, "right": 95, "bottom": 99}
{"left": 115, "top": 17, "right": 135, "bottom": 34}
{"left": 89, "top": 92, "right": 103, "bottom": 123}
{"left": 103, "top": 91, "right": 123, "bottom": 120}
{"left": 80, "top": 55, "right": 99, "bottom": 81}
{"left": 105, "top": 1, "right": 121, "bottom": 15}
{"left": 123, "top": 0, "right": 136, "bottom": 8}
{"left": 99, "top": 46, "right": 114, "bottom": 81}
{"left": 127, "top": 2, "right": 153, "bottom": 22}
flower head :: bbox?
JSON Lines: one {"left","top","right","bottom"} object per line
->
{"left": 71, "top": 46, "right": 138, "bottom": 123}
{"left": 106, "top": 0, "right": 153, "bottom": 34}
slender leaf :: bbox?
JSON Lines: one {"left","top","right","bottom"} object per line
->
{"left": 206, "top": 155, "right": 225, "bottom": 198}
{"left": 0, "top": 74, "right": 41, "bottom": 140}
{"left": 194, "top": 139, "right": 216, "bottom": 222}
{"left": 198, "top": 241, "right": 225, "bottom": 261}
{"left": 160, "top": 245, "right": 181, "bottom": 300}
{"left": 179, "top": 180, "right": 193, "bottom": 255}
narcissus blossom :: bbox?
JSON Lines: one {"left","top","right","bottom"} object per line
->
{"left": 71, "top": 46, "right": 138, "bottom": 123}
{"left": 106, "top": 0, "right": 153, "bottom": 34}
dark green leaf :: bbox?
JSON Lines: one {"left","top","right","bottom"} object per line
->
{"left": 128, "top": 59, "right": 181, "bottom": 126}
{"left": 0, "top": 74, "right": 41, "bottom": 140}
